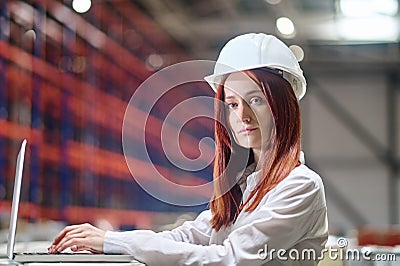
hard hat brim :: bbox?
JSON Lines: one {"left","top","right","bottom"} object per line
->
{"left": 204, "top": 66, "right": 306, "bottom": 100}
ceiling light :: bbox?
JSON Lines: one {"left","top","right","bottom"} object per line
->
{"left": 337, "top": 16, "right": 398, "bottom": 41}
{"left": 146, "top": 54, "right": 164, "bottom": 70}
{"left": 289, "top": 45, "right": 304, "bottom": 62}
{"left": 265, "top": 0, "right": 281, "bottom": 5}
{"left": 24, "top": 29, "right": 36, "bottom": 41}
{"left": 340, "top": 0, "right": 398, "bottom": 17}
{"left": 276, "top": 17, "right": 295, "bottom": 37}
{"left": 72, "top": 0, "right": 91, "bottom": 14}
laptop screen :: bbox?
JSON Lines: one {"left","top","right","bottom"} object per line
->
{"left": 7, "top": 139, "right": 27, "bottom": 260}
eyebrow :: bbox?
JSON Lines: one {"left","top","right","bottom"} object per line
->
{"left": 224, "top": 89, "right": 263, "bottom": 100}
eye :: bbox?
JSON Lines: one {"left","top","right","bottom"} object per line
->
{"left": 249, "top": 96, "right": 263, "bottom": 105}
{"left": 226, "top": 102, "right": 238, "bottom": 109}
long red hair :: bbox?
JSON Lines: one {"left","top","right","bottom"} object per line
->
{"left": 210, "top": 68, "right": 301, "bottom": 231}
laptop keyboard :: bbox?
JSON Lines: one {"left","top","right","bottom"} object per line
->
{"left": 18, "top": 252, "right": 92, "bottom": 255}
{"left": 18, "top": 252, "right": 123, "bottom": 255}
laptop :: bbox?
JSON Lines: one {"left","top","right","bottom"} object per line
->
{"left": 6, "top": 139, "right": 142, "bottom": 264}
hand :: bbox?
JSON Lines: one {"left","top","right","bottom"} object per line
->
{"left": 48, "top": 223, "right": 106, "bottom": 254}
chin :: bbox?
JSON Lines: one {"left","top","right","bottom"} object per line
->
{"left": 236, "top": 141, "right": 260, "bottom": 149}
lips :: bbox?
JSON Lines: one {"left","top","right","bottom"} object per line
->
{"left": 239, "top": 127, "right": 258, "bottom": 134}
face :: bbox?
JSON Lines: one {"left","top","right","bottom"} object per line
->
{"left": 223, "top": 72, "right": 273, "bottom": 150}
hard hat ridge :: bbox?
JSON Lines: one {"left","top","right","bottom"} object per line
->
{"left": 204, "top": 33, "right": 307, "bottom": 100}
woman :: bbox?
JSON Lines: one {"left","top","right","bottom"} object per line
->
{"left": 49, "top": 33, "right": 328, "bottom": 265}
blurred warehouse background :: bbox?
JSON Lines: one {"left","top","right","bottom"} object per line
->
{"left": 0, "top": 0, "right": 399, "bottom": 246}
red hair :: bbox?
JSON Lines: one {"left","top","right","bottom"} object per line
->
{"left": 210, "top": 68, "right": 301, "bottom": 231}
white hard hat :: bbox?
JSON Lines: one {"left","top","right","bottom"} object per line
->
{"left": 204, "top": 33, "right": 307, "bottom": 100}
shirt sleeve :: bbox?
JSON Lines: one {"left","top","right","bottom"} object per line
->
{"left": 156, "top": 209, "right": 213, "bottom": 245}
{"left": 103, "top": 173, "right": 327, "bottom": 266}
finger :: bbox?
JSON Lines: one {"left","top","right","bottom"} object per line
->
{"left": 55, "top": 236, "right": 100, "bottom": 254}
{"left": 53, "top": 236, "right": 86, "bottom": 253}
{"left": 53, "top": 232, "right": 86, "bottom": 253}
{"left": 52, "top": 224, "right": 83, "bottom": 245}
{"left": 52, "top": 224, "right": 98, "bottom": 252}
{"left": 53, "top": 228, "right": 83, "bottom": 249}
{"left": 72, "top": 238, "right": 103, "bottom": 254}
{"left": 50, "top": 224, "right": 104, "bottom": 254}
{"left": 50, "top": 224, "right": 92, "bottom": 253}
{"left": 70, "top": 243, "right": 100, "bottom": 254}
{"left": 52, "top": 228, "right": 68, "bottom": 246}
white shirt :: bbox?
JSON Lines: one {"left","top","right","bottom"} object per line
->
{"left": 104, "top": 164, "right": 328, "bottom": 266}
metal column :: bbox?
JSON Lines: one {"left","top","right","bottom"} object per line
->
{"left": 387, "top": 72, "right": 399, "bottom": 224}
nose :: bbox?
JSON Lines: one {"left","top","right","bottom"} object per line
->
{"left": 237, "top": 101, "right": 253, "bottom": 123}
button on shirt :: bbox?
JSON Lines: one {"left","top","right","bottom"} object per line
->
{"left": 104, "top": 164, "right": 328, "bottom": 266}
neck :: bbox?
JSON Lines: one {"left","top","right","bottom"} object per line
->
{"left": 252, "top": 148, "right": 262, "bottom": 171}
